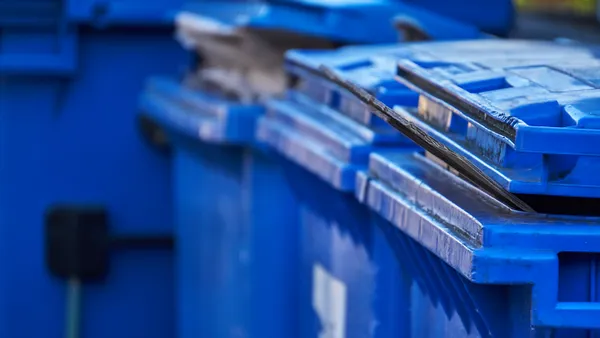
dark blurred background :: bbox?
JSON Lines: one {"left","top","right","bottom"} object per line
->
{"left": 513, "top": 0, "right": 600, "bottom": 42}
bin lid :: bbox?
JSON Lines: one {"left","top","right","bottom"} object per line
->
{"left": 285, "top": 40, "right": 600, "bottom": 128}
{"left": 255, "top": 46, "right": 415, "bottom": 193}
{"left": 258, "top": 39, "right": 600, "bottom": 196}
{"left": 176, "top": 0, "right": 481, "bottom": 44}
{"left": 140, "top": 77, "right": 263, "bottom": 144}
{"left": 386, "top": 41, "right": 600, "bottom": 198}
{"left": 257, "top": 89, "right": 409, "bottom": 191}
{"left": 288, "top": 40, "right": 600, "bottom": 92}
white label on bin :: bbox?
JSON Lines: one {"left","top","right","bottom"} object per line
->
{"left": 313, "top": 263, "right": 347, "bottom": 338}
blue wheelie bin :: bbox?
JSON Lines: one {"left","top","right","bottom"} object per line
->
{"left": 138, "top": 2, "right": 487, "bottom": 338}
{"left": 256, "top": 70, "right": 415, "bottom": 338}
{"left": 349, "top": 40, "right": 600, "bottom": 337}
{"left": 258, "top": 39, "right": 600, "bottom": 338}
{"left": 0, "top": 2, "right": 187, "bottom": 338}
{"left": 142, "top": 3, "right": 400, "bottom": 338}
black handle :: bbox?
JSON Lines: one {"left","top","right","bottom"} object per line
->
{"left": 137, "top": 114, "right": 171, "bottom": 153}
{"left": 45, "top": 205, "right": 175, "bottom": 283}
{"left": 111, "top": 235, "right": 174, "bottom": 250}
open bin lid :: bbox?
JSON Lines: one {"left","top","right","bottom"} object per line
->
{"left": 285, "top": 40, "right": 600, "bottom": 128}
{"left": 158, "top": 0, "right": 480, "bottom": 150}
{"left": 158, "top": 1, "right": 484, "bottom": 150}
{"left": 287, "top": 40, "right": 600, "bottom": 89}
{"left": 142, "top": 1, "right": 413, "bottom": 149}
{"left": 177, "top": 0, "right": 401, "bottom": 44}
{"left": 176, "top": 0, "right": 483, "bottom": 45}
{"left": 387, "top": 40, "right": 600, "bottom": 198}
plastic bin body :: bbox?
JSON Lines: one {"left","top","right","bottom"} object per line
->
{"left": 285, "top": 39, "right": 600, "bottom": 135}
{"left": 0, "top": 26, "right": 186, "bottom": 338}
{"left": 139, "top": 77, "right": 299, "bottom": 338}
{"left": 257, "top": 44, "right": 418, "bottom": 335}
{"left": 279, "top": 158, "right": 411, "bottom": 338}
{"left": 158, "top": 2, "right": 482, "bottom": 337}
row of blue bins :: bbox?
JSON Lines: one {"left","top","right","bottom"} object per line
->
{"left": 140, "top": 1, "right": 513, "bottom": 337}
{"left": 5, "top": 0, "right": 600, "bottom": 337}
{"left": 140, "top": 0, "right": 600, "bottom": 337}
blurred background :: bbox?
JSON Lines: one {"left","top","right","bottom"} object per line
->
{"left": 514, "top": 0, "right": 600, "bottom": 41}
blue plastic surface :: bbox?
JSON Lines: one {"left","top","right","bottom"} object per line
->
{"left": 257, "top": 40, "right": 420, "bottom": 337}
{"left": 0, "top": 0, "right": 180, "bottom": 25}
{"left": 0, "top": 1, "right": 77, "bottom": 75}
{"left": 0, "top": 29, "right": 186, "bottom": 338}
{"left": 393, "top": 45, "right": 600, "bottom": 197}
{"left": 0, "top": 1, "right": 181, "bottom": 75}
{"left": 66, "top": 0, "right": 181, "bottom": 24}
{"left": 356, "top": 149, "right": 600, "bottom": 336}
{"left": 285, "top": 40, "right": 600, "bottom": 136}
{"left": 260, "top": 39, "right": 600, "bottom": 337}
{"left": 287, "top": 40, "right": 600, "bottom": 198}
{"left": 140, "top": 77, "right": 263, "bottom": 144}
{"left": 179, "top": 0, "right": 483, "bottom": 44}
{"left": 276, "top": 153, "right": 411, "bottom": 338}
{"left": 159, "top": 4, "right": 486, "bottom": 337}
{"left": 285, "top": 44, "right": 418, "bottom": 131}
{"left": 139, "top": 77, "right": 299, "bottom": 338}
{"left": 258, "top": 91, "right": 410, "bottom": 190}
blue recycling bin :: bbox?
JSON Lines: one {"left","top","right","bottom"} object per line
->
{"left": 257, "top": 43, "right": 421, "bottom": 337}
{"left": 139, "top": 4, "right": 416, "bottom": 338}
{"left": 257, "top": 39, "right": 600, "bottom": 338}
{"left": 0, "top": 2, "right": 186, "bottom": 338}
{"left": 139, "top": 76, "right": 299, "bottom": 338}
{"left": 353, "top": 40, "right": 600, "bottom": 337}
{"left": 140, "top": 2, "right": 487, "bottom": 338}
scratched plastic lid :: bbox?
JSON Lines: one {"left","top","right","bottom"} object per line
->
{"left": 286, "top": 39, "right": 600, "bottom": 130}
{"left": 391, "top": 42, "right": 600, "bottom": 198}
{"left": 176, "top": 0, "right": 483, "bottom": 44}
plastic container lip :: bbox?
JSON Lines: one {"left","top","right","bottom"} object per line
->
{"left": 284, "top": 39, "right": 600, "bottom": 100}
{"left": 390, "top": 101, "right": 600, "bottom": 201}
{"left": 285, "top": 39, "right": 600, "bottom": 70}
{"left": 321, "top": 74, "right": 600, "bottom": 205}
{"left": 360, "top": 149, "right": 600, "bottom": 266}
{"left": 390, "top": 103, "right": 600, "bottom": 216}
{"left": 141, "top": 76, "right": 264, "bottom": 145}
{"left": 395, "top": 54, "right": 600, "bottom": 147}
{"left": 367, "top": 150, "right": 600, "bottom": 225}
